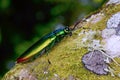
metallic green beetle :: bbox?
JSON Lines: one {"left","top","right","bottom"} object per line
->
{"left": 17, "top": 27, "right": 72, "bottom": 63}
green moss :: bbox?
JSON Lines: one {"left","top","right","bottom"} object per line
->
{"left": 104, "top": 4, "right": 120, "bottom": 17}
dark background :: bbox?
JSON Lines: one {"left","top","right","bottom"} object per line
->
{"left": 0, "top": 0, "right": 106, "bottom": 78}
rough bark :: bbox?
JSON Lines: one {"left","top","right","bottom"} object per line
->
{"left": 2, "top": 0, "right": 120, "bottom": 80}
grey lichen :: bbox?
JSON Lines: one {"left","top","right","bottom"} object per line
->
{"left": 16, "top": 69, "right": 37, "bottom": 80}
{"left": 86, "top": 13, "right": 104, "bottom": 24}
{"left": 107, "top": 12, "right": 120, "bottom": 36}
{"left": 107, "top": 0, "right": 120, "bottom": 5}
{"left": 2, "top": 65, "right": 37, "bottom": 80}
{"left": 102, "top": 12, "right": 120, "bottom": 58}
{"left": 82, "top": 50, "right": 109, "bottom": 75}
{"left": 102, "top": 28, "right": 116, "bottom": 39}
{"left": 107, "top": 12, "right": 120, "bottom": 29}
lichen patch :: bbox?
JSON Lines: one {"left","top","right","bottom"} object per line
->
{"left": 82, "top": 50, "right": 108, "bottom": 75}
{"left": 104, "top": 35, "right": 120, "bottom": 58}
{"left": 107, "top": 12, "right": 120, "bottom": 29}
{"left": 86, "top": 13, "right": 104, "bottom": 24}
{"left": 107, "top": 0, "right": 120, "bottom": 5}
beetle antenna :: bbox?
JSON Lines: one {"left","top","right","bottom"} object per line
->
{"left": 72, "top": 20, "right": 82, "bottom": 31}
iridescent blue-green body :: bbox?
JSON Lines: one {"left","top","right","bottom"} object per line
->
{"left": 17, "top": 27, "right": 72, "bottom": 63}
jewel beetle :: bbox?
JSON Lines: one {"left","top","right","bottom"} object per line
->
{"left": 17, "top": 26, "right": 73, "bottom": 63}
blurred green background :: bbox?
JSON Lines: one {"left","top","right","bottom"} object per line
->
{"left": 0, "top": 0, "right": 106, "bottom": 78}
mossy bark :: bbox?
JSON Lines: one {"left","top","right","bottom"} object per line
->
{"left": 2, "top": 0, "right": 120, "bottom": 80}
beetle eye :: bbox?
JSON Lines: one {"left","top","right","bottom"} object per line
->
{"left": 64, "top": 27, "right": 70, "bottom": 32}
